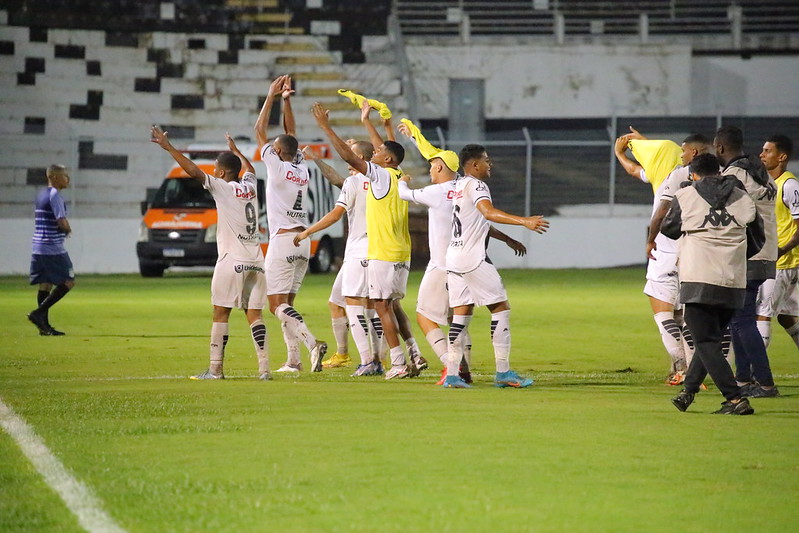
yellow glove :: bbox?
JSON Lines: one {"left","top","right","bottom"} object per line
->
{"left": 338, "top": 89, "right": 392, "bottom": 119}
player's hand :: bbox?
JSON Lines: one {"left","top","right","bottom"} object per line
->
{"left": 399, "top": 174, "right": 411, "bottom": 183}
{"left": 225, "top": 132, "right": 239, "bottom": 153}
{"left": 359, "top": 100, "right": 371, "bottom": 122}
{"left": 397, "top": 123, "right": 411, "bottom": 138}
{"left": 614, "top": 135, "right": 630, "bottom": 154}
{"left": 505, "top": 238, "right": 527, "bottom": 256}
{"left": 293, "top": 231, "right": 309, "bottom": 247}
{"left": 627, "top": 126, "right": 647, "bottom": 141}
{"left": 301, "top": 145, "right": 318, "bottom": 161}
{"left": 523, "top": 215, "right": 549, "bottom": 234}
{"left": 647, "top": 241, "right": 657, "bottom": 261}
{"left": 281, "top": 76, "right": 295, "bottom": 99}
{"left": 269, "top": 75, "right": 287, "bottom": 97}
{"left": 150, "top": 125, "right": 171, "bottom": 149}
{"left": 312, "top": 102, "right": 330, "bottom": 127}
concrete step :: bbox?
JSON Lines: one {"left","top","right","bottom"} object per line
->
{"left": 226, "top": 0, "right": 279, "bottom": 7}
{"left": 236, "top": 12, "right": 292, "bottom": 23}
{"left": 275, "top": 55, "right": 334, "bottom": 65}
{"left": 289, "top": 71, "right": 345, "bottom": 81}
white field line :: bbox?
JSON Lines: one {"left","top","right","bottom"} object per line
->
{"left": 0, "top": 397, "right": 127, "bottom": 533}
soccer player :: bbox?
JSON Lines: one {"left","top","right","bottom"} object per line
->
{"left": 442, "top": 144, "right": 549, "bottom": 388}
{"left": 750, "top": 135, "right": 799, "bottom": 396}
{"left": 615, "top": 130, "right": 706, "bottom": 384}
{"left": 397, "top": 119, "right": 527, "bottom": 385}
{"left": 295, "top": 142, "right": 385, "bottom": 376}
{"left": 312, "top": 100, "right": 416, "bottom": 379}
{"left": 151, "top": 128, "right": 270, "bottom": 380}
{"left": 665, "top": 154, "right": 764, "bottom": 415}
{"left": 255, "top": 75, "right": 327, "bottom": 374}
{"left": 715, "top": 126, "right": 779, "bottom": 398}
{"left": 26, "top": 164, "right": 75, "bottom": 336}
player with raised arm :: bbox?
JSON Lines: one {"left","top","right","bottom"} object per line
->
{"left": 151, "top": 128, "right": 270, "bottom": 380}
{"left": 442, "top": 144, "right": 549, "bottom": 388}
{"left": 255, "top": 75, "right": 327, "bottom": 374}
{"left": 312, "top": 100, "right": 417, "bottom": 380}
{"left": 295, "top": 142, "right": 387, "bottom": 376}
{"left": 397, "top": 119, "right": 527, "bottom": 385}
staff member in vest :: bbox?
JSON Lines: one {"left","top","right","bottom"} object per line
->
{"left": 755, "top": 135, "right": 799, "bottom": 371}
{"left": 663, "top": 154, "right": 765, "bottom": 415}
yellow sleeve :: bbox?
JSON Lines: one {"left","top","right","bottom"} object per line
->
{"left": 399, "top": 119, "right": 441, "bottom": 161}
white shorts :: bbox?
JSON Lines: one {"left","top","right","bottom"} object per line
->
{"left": 417, "top": 263, "right": 450, "bottom": 325}
{"left": 643, "top": 250, "right": 680, "bottom": 306}
{"left": 211, "top": 253, "right": 267, "bottom": 310}
{"left": 756, "top": 268, "right": 799, "bottom": 317}
{"left": 367, "top": 259, "right": 409, "bottom": 300}
{"left": 329, "top": 257, "right": 369, "bottom": 307}
{"left": 448, "top": 261, "right": 507, "bottom": 308}
{"left": 265, "top": 232, "right": 309, "bottom": 295}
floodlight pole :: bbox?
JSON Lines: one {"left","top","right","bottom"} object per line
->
{"left": 608, "top": 113, "right": 618, "bottom": 216}
{"left": 522, "top": 127, "right": 533, "bottom": 217}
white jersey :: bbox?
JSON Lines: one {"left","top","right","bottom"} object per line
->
{"left": 203, "top": 171, "right": 262, "bottom": 262}
{"left": 649, "top": 166, "right": 690, "bottom": 255}
{"left": 261, "top": 143, "right": 309, "bottom": 238}
{"left": 447, "top": 175, "right": 492, "bottom": 274}
{"left": 398, "top": 179, "right": 456, "bottom": 270}
{"left": 336, "top": 173, "right": 369, "bottom": 259}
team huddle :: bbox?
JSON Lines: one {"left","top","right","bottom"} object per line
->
{"left": 615, "top": 125, "right": 798, "bottom": 414}
{"left": 150, "top": 75, "right": 549, "bottom": 388}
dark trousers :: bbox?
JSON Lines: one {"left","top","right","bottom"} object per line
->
{"left": 683, "top": 303, "right": 743, "bottom": 401}
{"left": 731, "top": 279, "right": 775, "bottom": 386}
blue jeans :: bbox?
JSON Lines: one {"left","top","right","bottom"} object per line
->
{"left": 731, "top": 279, "right": 775, "bottom": 386}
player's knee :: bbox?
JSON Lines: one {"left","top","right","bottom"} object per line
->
{"left": 64, "top": 280, "right": 75, "bottom": 290}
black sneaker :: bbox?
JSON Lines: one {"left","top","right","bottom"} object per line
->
{"left": 742, "top": 385, "right": 779, "bottom": 398}
{"left": 27, "top": 310, "right": 50, "bottom": 335}
{"left": 458, "top": 362, "right": 472, "bottom": 384}
{"left": 671, "top": 390, "right": 695, "bottom": 412}
{"left": 713, "top": 398, "right": 754, "bottom": 415}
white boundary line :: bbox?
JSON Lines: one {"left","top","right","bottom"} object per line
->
{"left": 0, "top": 397, "right": 127, "bottom": 533}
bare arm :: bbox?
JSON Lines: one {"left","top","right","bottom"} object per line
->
{"left": 226, "top": 133, "right": 254, "bottom": 175}
{"left": 293, "top": 206, "right": 346, "bottom": 246}
{"left": 488, "top": 225, "right": 527, "bottom": 256}
{"left": 254, "top": 75, "right": 288, "bottom": 149}
{"left": 56, "top": 218, "right": 72, "bottom": 235}
{"left": 476, "top": 199, "right": 549, "bottom": 234}
{"left": 281, "top": 76, "right": 296, "bottom": 136}
{"left": 383, "top": 116, "right": 395, "bottom": 142}
{"left": 312, "top": 102, "right": 368, "bottom": 175}
{"left": 646, "top": 199, "right": 672, "bottom": 260}
{"left": 360, "top": 101, "right": 383, "bottom": 150}
{"left": 614, "top": 135, "right": 644, "bottom": 179}
{"left": 151, "top": 126, "right": 205, "bottom": 183}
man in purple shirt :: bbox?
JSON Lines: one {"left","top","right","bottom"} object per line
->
{"left": 27, "top": 165, "right": 75, "bottom": 336}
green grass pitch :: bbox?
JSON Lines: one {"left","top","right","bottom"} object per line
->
{"left": 1, "top": 268, "right": 797, "bottom": 532}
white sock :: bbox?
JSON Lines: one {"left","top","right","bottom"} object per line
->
{"left": 447, "top": 315, "right": 471, "bottom": 376}
{"left": 366, "top": 308, "right": 382, "bottom": 360}
{"left": 654, "top": 312, "right": 687, "bottom": 373}
{"left": 756, "top": 320, "right": 772, "bottom": 349}
{"left": 491, "top": 310, "right": 511, "bottom": 373}
{"left": 425, "top": 327, "right": 448, "bottom": 364}
{"left": 276, "top": 303, "right": 316, "bottom": 351}
{"left": 331, "top": 316, "right": 349, "bottom": 355}
{"left": 210, "top": 322, "right": 228, "bottom": 374}
{"left": 681, "top": 324, "right": 695, "bottom": 367}
{"left": 346, "top": 305, "right": 372, "bottom": 365}
{"left": 250, "top": 319, "right": 270, "bottom": 373}
{"left": 786, "top": 322, "right": 799, "bottom": 349}
{"left": 281, "top": 320, "right": 301, "bottom": 367}
{"left": 389, "top": 344, "right": 405, "bottom": 367}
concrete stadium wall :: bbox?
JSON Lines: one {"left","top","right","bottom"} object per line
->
{"left": 0, "top": 215, "right": 649, "bottom": 275}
